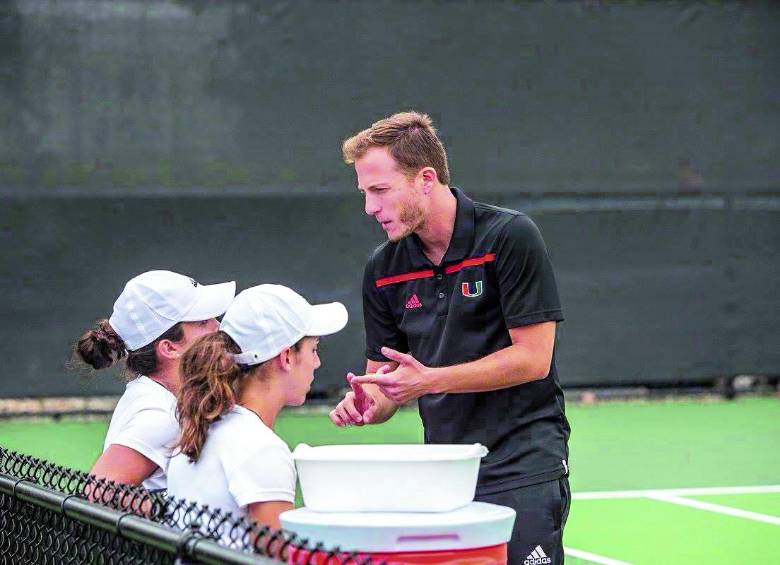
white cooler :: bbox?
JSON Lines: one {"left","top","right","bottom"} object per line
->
{"left": 280, "top": 501, "right": 516, "bottom": 564}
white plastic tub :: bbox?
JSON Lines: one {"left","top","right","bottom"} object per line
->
{"left": 292, "top": 443, "right": 488, "bottom": 512}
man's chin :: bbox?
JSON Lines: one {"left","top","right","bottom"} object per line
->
{"left": 387, "top": 226, "right": 414, "bottom": 242}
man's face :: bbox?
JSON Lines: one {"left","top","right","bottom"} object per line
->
{"left": 355, "top": 147, "right": 425, "bottom": 242}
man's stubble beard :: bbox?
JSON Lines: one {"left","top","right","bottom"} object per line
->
{"left": 389, "top": 198, "right": 426, "bottom": 242}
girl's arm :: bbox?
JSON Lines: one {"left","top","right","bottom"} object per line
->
{"left": 246, "top": 500, "right": 294, "bottom": 530}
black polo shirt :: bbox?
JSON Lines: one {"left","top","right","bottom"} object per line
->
{"left": 363, "top": 187, "right": 569, "bottom": 495}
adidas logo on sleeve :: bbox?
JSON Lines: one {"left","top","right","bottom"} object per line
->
{"left": 524, "top": 545, "right": 552, "bottom": 565}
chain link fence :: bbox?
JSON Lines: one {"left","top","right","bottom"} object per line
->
{"left": 0, "top": 447, "right": 377, "bottom": 564}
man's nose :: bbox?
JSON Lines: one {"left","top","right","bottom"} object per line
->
{"left": 364, "top": 194, "right": 380, "bottom": 216}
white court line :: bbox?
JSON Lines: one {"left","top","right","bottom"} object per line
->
{"left": 564, "top": 546, "right": 632, "bottom": 565}
{"left": 573, "top": 484, "right": 780, "bottom": 500}
{"left": 646, "top": 492, "right": 780, "bottom": 526}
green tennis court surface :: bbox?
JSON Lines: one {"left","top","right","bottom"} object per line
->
{"left": 2, "top": 396, "right": 778, "bottom": 564}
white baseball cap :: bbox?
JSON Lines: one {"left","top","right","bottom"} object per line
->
{"left": 220, "top": 284, "right": 348, "bottom": 366}
{"left": 109, "top": 270, "right": 236, "bottom": 351}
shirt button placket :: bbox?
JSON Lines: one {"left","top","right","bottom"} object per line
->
{"left": 434, "top": 269, "right": 447, "bottom": 316}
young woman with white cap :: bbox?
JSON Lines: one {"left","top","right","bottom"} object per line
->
{"left": 167, "top": 284, "right": 348, "bottom": 530}
{"left": 74, "top": 270, "right": 236, "bottom": 490}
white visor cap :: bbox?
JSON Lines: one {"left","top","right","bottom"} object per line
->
{"left": 221, "top": 284, "right": 348, "bottom": 366}
{"left": 109, "top": 270, "right": 236, "bottom": 351}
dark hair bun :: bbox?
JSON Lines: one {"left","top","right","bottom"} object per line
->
{"left": 75, "top": 320, "right": 127, "bottom": 370}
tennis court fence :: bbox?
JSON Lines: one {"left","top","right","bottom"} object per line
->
{"left": 0, "top": 446, "right": 377, "bottom": 565}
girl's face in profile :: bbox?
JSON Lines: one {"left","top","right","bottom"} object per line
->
{"left": 179, "top": 319, "right": 220, "bottom": 349}
{"left": 285, "top": 336, "right": 321, "bottom": 406}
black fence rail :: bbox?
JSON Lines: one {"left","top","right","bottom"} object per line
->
{"left": 0, "top": 447, "right": 377, "bottom": 565}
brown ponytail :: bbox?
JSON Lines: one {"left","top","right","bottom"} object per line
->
{"left": 176, "top": 331, "right": 246, "bottom": 463}
{"left": 74, "top": 319, "right": 184, "bottom": 377}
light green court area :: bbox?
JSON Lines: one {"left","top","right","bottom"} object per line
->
{"left": 1, "top": 396, "right": 778, "bottom": 564}
{"left": 565, "top": 496, "right": 780, "bottom": 564}
{"left": 688, "top": 492, "right": 780, "bottom": 517}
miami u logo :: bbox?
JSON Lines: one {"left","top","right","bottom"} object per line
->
{"left": 461, "top": 281, "right": 483, "bottom": 297}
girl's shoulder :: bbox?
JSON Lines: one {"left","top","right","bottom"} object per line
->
{"left": 212, "top": 405, "right": 287, "bottom": 448}
{"left": 114, "top": 376, "right": 176, "bottom": 416}
{"left": 207, "top": 407, "right": 292, "bottom": 473}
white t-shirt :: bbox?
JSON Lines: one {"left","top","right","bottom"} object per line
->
{"left": 103, "top": 375, "right": 179, "bottom": 491}
{"left": 167, "top": 405, "right": 296, "bottom": 522}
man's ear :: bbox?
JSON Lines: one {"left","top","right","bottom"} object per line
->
{"left": 155, "top": 339, "right": 179, "bottom": 362}
{"left": 420, "top": 167, "right": 438, "bottom": 194}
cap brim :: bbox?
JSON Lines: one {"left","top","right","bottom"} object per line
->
{"left": 306, "top": 302, "right": 348, "bottom": 337}
{"left": 181, "top": 281, "right": 236, "bottom": 321}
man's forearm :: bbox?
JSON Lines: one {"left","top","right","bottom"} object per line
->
{"left": 352, "top": 322, "right": 556, "bottom": 403}
{"left": 428, "top": 342, "right": 551, "bottom": 394}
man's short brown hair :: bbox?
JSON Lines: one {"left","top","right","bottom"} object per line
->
{"left": 342, "top": 111, "right": 450, "bottom": 185}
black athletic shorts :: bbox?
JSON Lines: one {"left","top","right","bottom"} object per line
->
{"left": 475, "top": 476, "right": 571, "bottom": 565}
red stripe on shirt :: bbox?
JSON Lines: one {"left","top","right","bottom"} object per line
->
{"left": 375, "top": 269, "right": 435, "bottom": 288}
{"left": 445, "top": 253, "right": 496, "bottom": 274}
{"left": 374, "top": 253, "right": 496, "bottom": 288}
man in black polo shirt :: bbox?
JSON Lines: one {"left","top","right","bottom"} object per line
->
{"left": 330, "top": 111, "right": 570, "bottom": 565}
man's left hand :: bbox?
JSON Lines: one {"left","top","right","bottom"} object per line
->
{"left": 349, "top": 347, "right": 435, "bottom": 404}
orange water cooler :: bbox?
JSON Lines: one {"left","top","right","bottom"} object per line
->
{"left": 281, "top": 501, "right": 516, "bottom": 565}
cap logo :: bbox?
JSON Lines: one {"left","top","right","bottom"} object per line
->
{"left": 189, "top": 277, "right": 199, "bottom": 287}
{"left": 461, "top": 281, "right": 483, "bottom": 298}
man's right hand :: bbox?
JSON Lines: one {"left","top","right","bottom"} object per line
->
{"left": 329, "top": 365, "right": 392, "bottom": 427}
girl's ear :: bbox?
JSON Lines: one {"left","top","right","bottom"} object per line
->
{"left": 155, "top": 339, "right": 179, "bottom": 362}
{"left": 277, "top": 347, "right": 295, "bottom": 372}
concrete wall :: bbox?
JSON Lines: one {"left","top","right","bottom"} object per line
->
{"left": 2, "top": 192, "right": 777, "bottom": 397}
{"left": 2, "top": 1, "right": 777, "bottom": 194}
{"left": 0, "top": 1, "right": 777, "bottom": 397}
